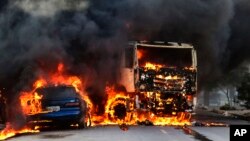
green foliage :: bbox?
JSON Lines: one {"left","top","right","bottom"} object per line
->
{"left": 237, "top": 73, "right": 250, "bottom": 109}
{"left": 219, "top": 104, "right": 236, "bottom": 110}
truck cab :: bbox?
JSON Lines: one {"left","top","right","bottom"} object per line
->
{"left": 119, "top": 41, "right": 197, "bottom": 114}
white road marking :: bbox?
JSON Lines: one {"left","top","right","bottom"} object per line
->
{"left": 160, "top": 129, "right": 168, "bottom": 134}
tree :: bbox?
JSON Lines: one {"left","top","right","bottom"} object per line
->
{"left": 202, "top": 66, "right": 247, "bottom": 107}
{"left": 237, "top": 73, "right": 250, "bottom": 109}
{"left": 216, "top": 67, "right": 247, "bottom": 107}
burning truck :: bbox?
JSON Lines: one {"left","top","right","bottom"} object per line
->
{"left": 106, "top": 41, "right": 197, "bottom": 125}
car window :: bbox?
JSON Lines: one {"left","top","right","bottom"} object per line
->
{"left": 36, "top": 86, "right": 78, "bottom": 99}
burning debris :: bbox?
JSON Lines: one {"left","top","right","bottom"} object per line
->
{"left": 119, "top": 123, "right": 129, "bottom": 131}
{"left": 137, "top": 64, "right": 195, "bottom": 116}
{"left": 191, "top": 121, "right": 228, "bottom": 127}
{"left": 138, "top": 63, "right": 196, "bottom": 93}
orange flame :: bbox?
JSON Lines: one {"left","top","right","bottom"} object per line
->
{"left": 91, "top": 86, "right": 191, "bottom": 126}
{"left": 92, "top": 86, "right": 130, "bottom": 125}
{"left": 1, "top": 62, "right": 192, "bottom": 140}
{"left": 20, "top": 92, "right": 43, "bottom": 115}
{"left": 20, "top": 63, "right": 93, "bottom": 116}
{"left": 0, "top": 63, "right": 93, "bottom": 140}
{"left": 144, "top": 62, "right": 163, "bottom": 70}
{"left": 0, "top": 123, "right": 39, "bottom": 140}
{"left": 149, "top": 112, "right": 191, "bottom": 126}
{"left": 137, "top": 50, "right": 143, "bottom": 60}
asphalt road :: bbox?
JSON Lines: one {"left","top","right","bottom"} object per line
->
{"left": 4, "top": 109, "right": 250, "bottom": 141}
{"left": 7, "top": 125, "right": 229, "bottom": 141}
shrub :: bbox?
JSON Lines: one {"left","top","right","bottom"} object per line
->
{"left": 220, "top": 104, "right": 236, "bottom": 110}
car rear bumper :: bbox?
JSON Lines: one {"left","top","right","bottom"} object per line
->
{"left": 27, "top": 108, "right": 82, "bottom": 124}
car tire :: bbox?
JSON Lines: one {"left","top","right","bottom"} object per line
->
{"left": 84, "top": 113, "right": 92, "bottom": 128}
{"left": 78, "top": 113, "right": 91, "bottom": 129}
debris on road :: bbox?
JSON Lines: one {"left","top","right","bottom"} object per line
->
{"left": 119, "top": 123, "right": 128, "bottom": 131}
{"left": 191, "top": 121, "right": 228, "bottom": 127}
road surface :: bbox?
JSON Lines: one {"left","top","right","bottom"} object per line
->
{"left": 7, "top": 125, "right": 229, "bottom": 141}
{"left": 5, "top": 109, "right": 250, "bottom": 141}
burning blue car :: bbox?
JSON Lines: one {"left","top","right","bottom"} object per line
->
{"left": 26, "top": 85, "right": 91, "bottom": 128}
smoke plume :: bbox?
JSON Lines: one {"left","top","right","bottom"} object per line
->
{"left": 1, "top": 0, "right": 250, "bottom": 127}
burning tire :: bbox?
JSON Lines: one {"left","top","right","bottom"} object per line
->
{"left": 113, "top": 103, "right": 127, "bottom": 120}
{"left": 107, "top": 97, "right": 128, "bottom": 123}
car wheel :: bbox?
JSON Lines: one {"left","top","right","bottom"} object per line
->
{"left": 84, "top": 113, "right": 91, "bottom": 128}
{"left": 78, "top": 113, "right": 91, "bottom": 129}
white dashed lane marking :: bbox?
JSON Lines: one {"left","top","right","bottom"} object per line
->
{"left": 160, "top": 129, "right": 168, "bottom": 134}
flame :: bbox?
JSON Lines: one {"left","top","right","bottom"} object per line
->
{"left": 57, "top": 63, "right": 64, "bottom": 72}
{"left": 91, "top": 86, "right": 191, "bottom": 126}
{"left": 144, "top": 62, "right": 163, "bottom": 70}
{"left": 1, "top": 62, "right": 193, "bottom": 140}
{"left": 165, "top": 75, "right": 178, "bottom": 80}
{"left": 0, "top": 123, "right": 39, "bottom": 140}
{"left": 20, "top": 92, "right": 43, "bottom": 115}
{"left": 137, "top": 50, "right": 143, "bottom": 60}
{"left": 92, "top": 86, "right": 130, "bottom": 125}
{"left": 184, "top": 67, "right": 195, "bottom": 71}
{"left": 33, "top": 79, "right": 47, "bottom": 88}
{"left": 0, "top": 63, "right": 93, "bottom": 140}
{"left": 20, "top": 63, "right": 93, "bottom": 116}
{"left": 134, "top": 108, "right": 191, "bottom": 126}
{"left": 149, "top": 113, "right": 191, "bottom": 126}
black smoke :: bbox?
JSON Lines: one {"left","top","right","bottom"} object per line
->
{"left": 0, "top": 0, "right": 8, "bottom": 11}
{"left": 226, "top": 0, "right": 250, "bottom": 70}
{"left": 0, "top": 0, "right": 124, "bottom": 126}
{"left": 90, "top": 0, "right": 235, "bottom": 87}
{"left": 0, "top": 0, "right": 250, "bottom": 128}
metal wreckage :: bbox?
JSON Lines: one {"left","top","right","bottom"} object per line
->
{"left": 107, "top": 41, "right": 198, "bottom": 125}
